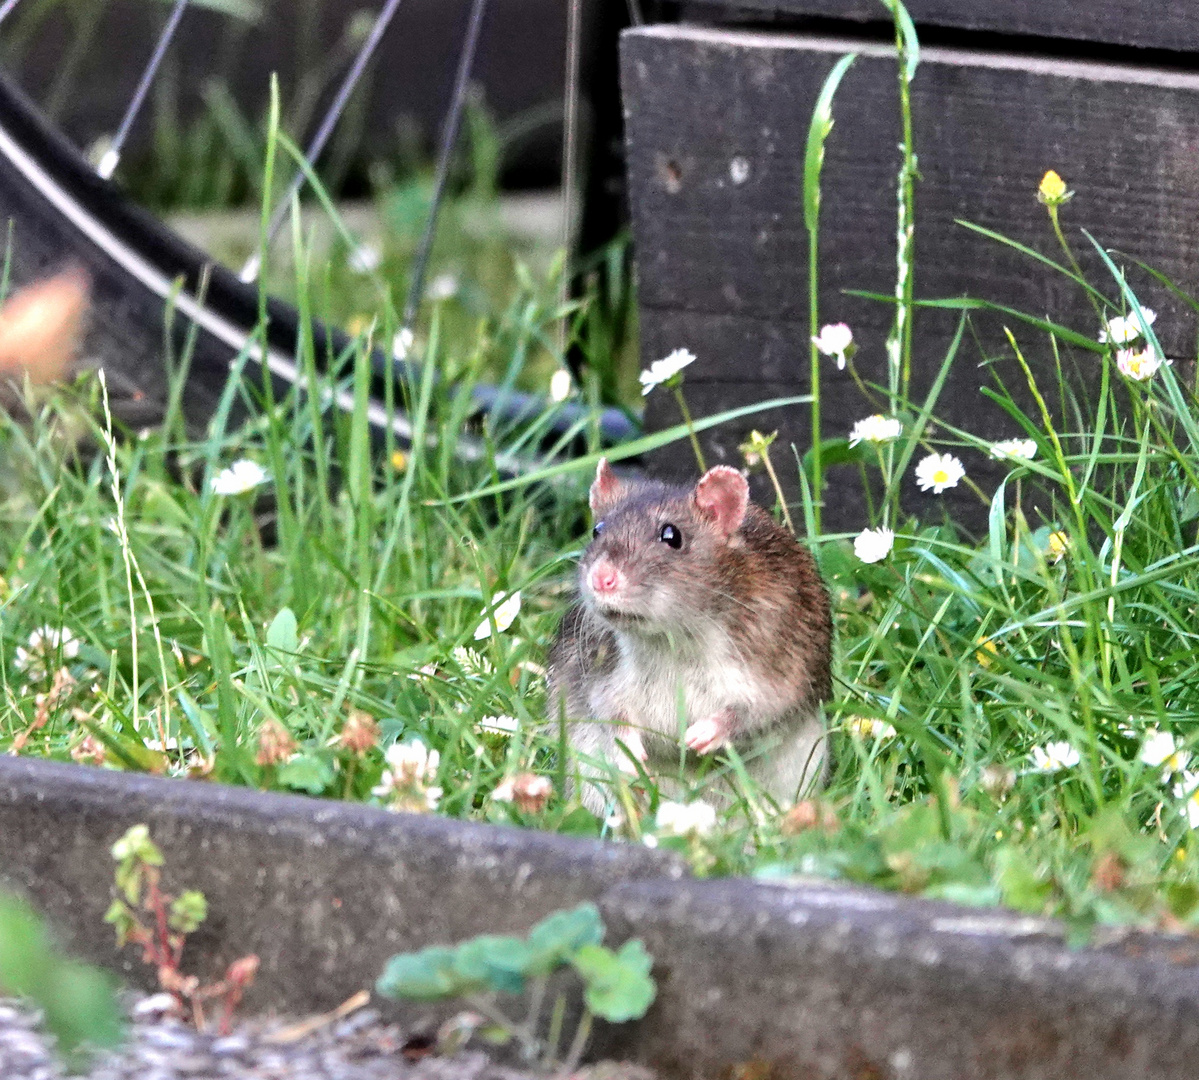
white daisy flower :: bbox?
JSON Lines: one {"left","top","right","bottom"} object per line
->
{"left": 1115, "top": 346, "right": 1168, "bottom": 382}
{"left": 478, "top": 714, "right": 519, "bottom": 737}
{"left": 1140, "top": 729, "right": 1190, "bottom": 778}
{"left": 473, "top": 591, "right": 521, "bottom": 640}
{"left": 654, "top": 799, "right": 718, "bottom": 839}
{"left": 848, "top": 415, "right": 903, "bottom": 447}
{"left": 989, "top": 438, "right": 1037, "bottom": 461}
{"left": 1099, "top": 307, "right": 1155, "bottom": 345}
{"left": 853, "top": 527, "right": 894, "bottom": 564}
{"left": 845, "top": 716, "right": 897, "bottom": 741}
{"left": 812, "top": 323, "right": 854, "bottom": 370}
{"left": 915, "top": 453, "right": 966, "bottom": 494}
{"left": 211, "top": 460, "right": 269, "bottom": 495}
{"left": 639, "top": 348, "right": 696, "bottom": 395}
{"left": 1029, "top": 741, "right": 1080, "bottom": 772}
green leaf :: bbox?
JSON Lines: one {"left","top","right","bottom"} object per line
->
{"left": 994, "top": 846, "right": 1053, "bottom": 913}
{"left": 802, "top": 436, "right": 865, "bottom": 481}
{"left": 803, "top": 53, "right": 857, "bottom": 233}
{"left": 1167, "top": 881, "right": 1199, "bottom": 921}
{"left": 376, "top": 946, "right": 474, "bottom": 1001}
{"left": 571, "top": 940, "right": 657, "bottom": 1023}
{"left": 276, "top": 753, "right": 335, "bottom": 795}
{"left": 169, "top": 891, "right": 208, "bottom": 935}
{"left": 452, "top": 935, "right": 532, "bottom": 995}
{"left": 0, "top": 894, "right": 123, "bottom": 1062}
{"left": 526, "top": 902, "right": 605, "bottom": 975}
{"left": 265, "top": 607, "right": 298, "bottom": 653}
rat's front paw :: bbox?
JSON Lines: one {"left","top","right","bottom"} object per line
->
{"left": 684, "top": 715, "right": 731, "bottom": 755}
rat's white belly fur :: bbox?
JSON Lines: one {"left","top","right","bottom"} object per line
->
{"left": 570, "top": 624, "right": 825, "bottom": 811}
{"left": 588, "top": 629, "right": 779, "bottom": 741}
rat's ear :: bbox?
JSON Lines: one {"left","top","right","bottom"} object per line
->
{"left": 693, "top": 466, "right": 749, "bottom": 536}
{"left": 589, "top": 458, "right": 624, "bottom": 517}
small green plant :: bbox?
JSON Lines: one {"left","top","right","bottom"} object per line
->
{"left": 376, "top": 902, "right": 655, "bottom": 1071}
{"left": 105, "top": 824, "right": 259, "bottom": 1033}
{"left": 0, "top": 892, "right": 124, "bottom": 1070}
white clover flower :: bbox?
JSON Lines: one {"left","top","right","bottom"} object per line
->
{"left": 848, "top": 415, "right": 902, "bottom": 447}
{"left": 1116, "top": 346, "right": 1168, "bottom": 382}
{"left": 654, "top": 799, "right": 718, "bottom": 839}
{"left": 845, "top": 716, "right": 897, "bottom": 741}
{"left": 812, "top": 323, "right": 854, "bottom": 370}
{"left": 853, "top": 527, "right": 894, "bottom": 564}
{"left": 393, "top": 327, "right": 415, "bottom": 361}
{"left": 473, "top": 590, "right": 521, "bottom": 640}
{"left": 1099, "top": 307, "right": 1155, "bottom": 345}
{"left": 426, "top": 274, "right": 459, "bottom": 301}
{"left": 347, "top": 244, "right": 382, "bottom": 274}
{"left": 1173, "top": 771, "right": 1199, "bottom": 829}
{"left": 1029, "top": 741, "right": 1080, "bottom": 772}
{"left": 989, "top": 439, "right": 1037, "bottom": 462}
{"left": 549, "top": 368, "right": 573, "bottom": 403}
{"left": 639, "top": 348, "right": 696, "bottom": 395}
{"left": 915, "top": 452, "right": 965, "bottom": 495}
{"left": 479, "top": 714, "right": 519, "bottom": 737}
{"left": 14, "top": 626, "right": 80, "bottom": 680}
{"left": 1140, "top": 729, "right": 1190, "bottom": 778}
{"left": 372, "top": 738, "right": 442, "bottom": 813}
{"left": 211, "top": 460, "right": 269, "bottom": 495}
{"left": 491, "top": 772, "right": 552, "bottom": 813}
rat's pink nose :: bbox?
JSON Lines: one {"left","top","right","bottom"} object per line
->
{"left": 588, "top": 562, "right": 622, "bottom": 596}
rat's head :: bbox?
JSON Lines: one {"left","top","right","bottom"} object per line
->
{"left": 578, "top": 459, "right": 751, "bottom": 634}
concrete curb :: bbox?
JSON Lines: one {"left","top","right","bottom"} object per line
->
{"left": 3, "top": 757, "right": 1199, "bottom": 1078}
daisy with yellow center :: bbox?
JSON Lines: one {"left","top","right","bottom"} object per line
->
{"left": 914, "top": 452, "right": 965, "bottom": 494}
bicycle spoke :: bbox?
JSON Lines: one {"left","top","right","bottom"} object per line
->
{"left": 97, "top": 0, "right": 191, "bottom": 179}
{"left": 401, "top": 0, "right": 490, "bottom": 330}
{"left": 240, "top": 0, "right": 406, "bottom": 284}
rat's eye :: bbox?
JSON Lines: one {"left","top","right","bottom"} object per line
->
{"left": 592, "top": 521, "right": 605, "bottom": 539}
{"left": 659, "top": 523, "right": 683, "bottom": 548}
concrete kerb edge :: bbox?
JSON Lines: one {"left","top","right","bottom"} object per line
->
{"left": 3, "top": 757, "right": 1199, "bottom": 1078}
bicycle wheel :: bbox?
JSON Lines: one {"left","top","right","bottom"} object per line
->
{"left": 0, "top": 2, "right": 637, "bottom": 453}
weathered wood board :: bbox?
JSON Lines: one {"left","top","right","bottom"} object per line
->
{"left": 622, "top": 25, "right": 1199, "bottom": 528}
{"left": 679, "top": 0, "right": 1199, "bottom": 55}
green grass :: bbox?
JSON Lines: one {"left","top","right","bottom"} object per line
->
{"left": 6, "top": 2, "right": 1199, "bottom": 946}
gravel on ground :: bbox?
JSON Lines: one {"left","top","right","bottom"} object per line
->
{"left": 0, "top": 994, "right": 654, "bottom": 1080}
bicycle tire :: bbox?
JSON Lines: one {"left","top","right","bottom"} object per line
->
{"left": 0, "top": 66, "right": 636, "bottom": 455}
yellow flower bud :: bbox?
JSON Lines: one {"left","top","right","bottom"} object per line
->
{"left": 1046, "top": 530, "right": 1069, "bottom": 564}
{"left": 1037, "top": 170, "right": 1072, "bottom": 207}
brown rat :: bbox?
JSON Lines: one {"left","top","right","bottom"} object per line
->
{"left": 548, "top": 458, "right": 833, "bottom": 812}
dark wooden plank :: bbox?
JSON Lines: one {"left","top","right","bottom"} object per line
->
{"left": 678, "top": 0, "right": 1199, "bottom": 56}
{"left": 621, "top": 27, "right": 1199, "bottom": 528}
{"left": 621, "top": 26, "right": 1199, "bottom": 374}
